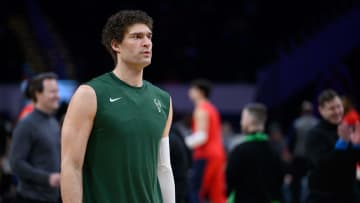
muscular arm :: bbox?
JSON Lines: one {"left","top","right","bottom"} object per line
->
{"left": 185, "top": 108, "right": 209, "bottom": 149}
{"left": 157, "top": 98, "right": 175, "bottom": 203}
{"left": 61, "top": 85, "right": 96, "bottom": 203}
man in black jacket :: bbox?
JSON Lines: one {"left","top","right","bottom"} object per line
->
{"left": 226, "top": 103, "right": 284, "bottom": 203}
{"left": 305, "top": 89, "right": 360, "bottom": 203}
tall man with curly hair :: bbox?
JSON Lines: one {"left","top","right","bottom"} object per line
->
{"left": 61, "top": 10, "right": 175, "bottom": 203}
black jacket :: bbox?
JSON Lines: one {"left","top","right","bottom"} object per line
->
{"left": 169, "top": 124, "right": 191, "bottom": 203}
{"left": 305, "top": 119, "right": 360, "bottom": 201}
{"left": 226, "top": 133, "right": 285, "bottom": 203}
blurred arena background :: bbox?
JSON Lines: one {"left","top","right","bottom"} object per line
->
{"left": 0, "top": 0, "right": 360, "bottom": 202}
{"left": 1, "top": 0, "right": 359, "bottom": 130}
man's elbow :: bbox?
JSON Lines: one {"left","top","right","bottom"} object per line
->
{"left": 61, "top": 156, "right": 83, "bottom": 175}
{"left": 9, "top": 156, "right": 22, "bottom": 175}
{"left": 61, "top": 158, "right": 83, "bottom": 188}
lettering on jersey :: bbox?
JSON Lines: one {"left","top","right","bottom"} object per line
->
{"left": 153, "top": 98, "right": 162, "bottom": 113}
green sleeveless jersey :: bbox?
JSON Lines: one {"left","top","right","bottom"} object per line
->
{"left": 83, "top": 72, "right": 170, "bottom": 203}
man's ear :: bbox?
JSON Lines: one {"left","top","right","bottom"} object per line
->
{"left": 34, "top": 90, "right": 41, "bottom": 101}
{"left": 111, "top": 39, "right": 121, "bottom": 53}
{"left": 318, "top": 105, "right": 323, "bottom": 116}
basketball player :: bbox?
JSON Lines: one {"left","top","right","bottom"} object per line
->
{"left": 61, "top": 10, "right": 175, "bottom": 203}
{"left": 186, "top": 79, "right": 227, "bottom": 203}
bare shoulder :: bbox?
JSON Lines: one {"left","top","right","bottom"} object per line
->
{"left": 71, "top": 85, "right": 96, "bottom": 103}
{"left": 67, "top": 85, "right": 97, "bottom": 117}
{"left": 73, "top": 85, "right": 96, "bottom": 98}
{"left": 194, "top": 106, "right": 208, "bottom": 118}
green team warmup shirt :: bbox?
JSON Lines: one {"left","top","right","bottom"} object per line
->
{"left": 83, "top": 72, "right": 170, "bottom": 203}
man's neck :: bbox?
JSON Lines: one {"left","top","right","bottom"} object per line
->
{"left": 195, "top": 98, "right": 207, "bottom": 106}
{"left": 244, "top": 126, "right": 264, "bottom": 135}
{"left": 113, "top": 62, "right": 144, "bottom": 87}
{"left": 34, "top": 104, "right": 53, "bottom": 115}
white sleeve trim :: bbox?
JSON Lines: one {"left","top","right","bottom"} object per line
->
{"left": 185, "top": 131, "right": 207, "bottom": 149}
{"left": 157, "top": 137, "right": 175, "bottom": 203}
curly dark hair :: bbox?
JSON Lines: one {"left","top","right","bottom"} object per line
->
{"left": 101, "top": 10, "right": 153, "bottom": 63}
{"left": 318, "top": 89, "right": 339, "bottom": 107}
{"left": 191, "top": 79, "right": 212, "bottom": 99}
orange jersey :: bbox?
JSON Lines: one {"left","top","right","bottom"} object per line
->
{"left": 192, "top": 101, "right": 226, "bottom": 160}
{"left": 18, "top": 103, "right": 34, "bottom": 120}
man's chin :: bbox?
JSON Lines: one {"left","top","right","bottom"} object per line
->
{"left": 141, "top": 58, "right": 152, "bottom": 64}
{"left": 52, "top": 104, "right": 60, "bottom": 111}
{"left": 330, "top": 118, "right": 342, "bottom": 125}
{"left": 146, "top": 60, "right": 152, "bottom": 64}
{"left": 241, "top": 129, "right": 250, "bottom": 135}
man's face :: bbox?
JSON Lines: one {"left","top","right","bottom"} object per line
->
{"left": 118, "top": 23, "right": 152, "bottom": 68}
{"left": 240, "top": 109, "right": 253, "bottom": 134}
{"left": 188, "top": 87, "right": 202, "bottom": 103}
{"left": 36, "top": 79, "right": 60, "bottom": 113}
{"left": 319, "top": 96, "right": 344, "bottom": 125}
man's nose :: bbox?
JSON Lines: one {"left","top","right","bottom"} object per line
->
{"left": 143, "top": 37, "right": 152, "bottom": 48}
{"left": 335, "top": 107, "right": 342, "bottom": 115}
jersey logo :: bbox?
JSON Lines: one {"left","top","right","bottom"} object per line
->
{"left": 109, "top": 97, "right": 122, "bottom": 102}
{"left": 153, "top": 98, "right": 162, "bottom": 113}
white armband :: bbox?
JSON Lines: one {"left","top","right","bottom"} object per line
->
{"left": 157, "top": 137, "right": 175, "bottom": 203}
{"left": 185, "top": 131, "right": 207, "bottom": 149}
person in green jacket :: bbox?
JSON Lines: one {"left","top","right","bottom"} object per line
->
{"left": 226, "top": 103, "right": 284, "bottom": 203}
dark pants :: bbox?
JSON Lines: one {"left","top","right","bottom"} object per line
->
{"left": 16, "top": 194, "right": 58, "bottom": 203}
{"left": 290, "top": 156, "right": 309, "bottom": 203}
{"left": 189, "top": 159, "right": 206, "bottom": 203}
{"left": 189, "top": 158, "right": 226, "bottom": 203}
